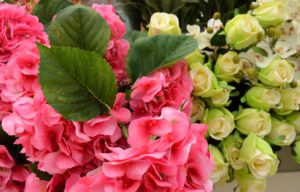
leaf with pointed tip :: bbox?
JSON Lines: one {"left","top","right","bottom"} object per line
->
{"left": 128, "top": 34, "right": 198, "bottom": 82}
{"left": 38, "top": 45, "right": 117, "bottom": 121}
{"left": 48, "top": 4, "right": 110, "bottom": 56}
{"left": 33, "top": 0, "right": 72, "bottom": 26}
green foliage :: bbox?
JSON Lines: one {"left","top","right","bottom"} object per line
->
{"left": 128, "top": 34, "right": 198, "bottom": 82}
{"left": 48, "top": 4, "right": 110, "bottom": 56}
{"left": 38, "top": 45, "right": 117, "bottom": 122}
{"left": 33, "top": 0, "right": 72, "bottom": 27}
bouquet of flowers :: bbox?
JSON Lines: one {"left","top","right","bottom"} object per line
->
{"left": 178, "top": 0, "right": 300, "bottom": 191}
{"left": 1, "top": 0, "right": 300, "bottom": 192}
{"left": 0, "top": 1, "right": 214, "bottom": 191}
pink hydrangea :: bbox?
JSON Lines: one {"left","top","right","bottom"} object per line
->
{"left": 0, "top": 145, "right": 31, "bottom": 192}
{"left": 67, "top": 108, "right": 213, "bottom": 192}
{"left": 0, "top": 3, "right": 48, "bottom": 121}
{"left": 2, "top": 93, "right": 128, "bottom": 176}
{"left": 130, "top": 60, "right": 193, "bottom": 119}
{"left": 92, "top": 4, "right": 130, "bottom": 86}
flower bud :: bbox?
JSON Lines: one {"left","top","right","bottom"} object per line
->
{"left": 252, "top": 1, "right": 286, "bottom": 28}
{"left": 274, "top": 88, "right": 300, "bottom": 115}
{"left": 190, "top": 98, "right": 206, "bottom": 122}
{"left": 235, "top": 168, "right": 267, "bottom": 192}
{"left": 240, "top": 132, "right": 279, "bottom": 179}
{"left": 209, "top": 145, "right": 229, "bottom": 183}
{"left": 185, "top": 50, "right": 205, "bottom": 67}
{"left": 243, "top": 86, "right": 281, "bottom": 111}
{"left": 148, "top": 12, "right": 181, "bottom": 36}
{"left": 235, "top": 108, "right": 272, "bottom": 137}
{"left": 257, "top": 58, "right": 294, "bottom": 87}
{"left": 190, "top": 63, "right": 222, "bottom": 97}
{"left": 215, "top": 51, "right": 242, "bottom": 82}
{"left": 286, "top": 111, "right": 300, "bottom": 132}
{"left": 266, "top": 117, "right": 296, "bottom": 146}
{"left": 220, "top": 133, "right": 246, "bottom": 170}
{"left": 209, "top": 88, "right": 231, "bottom": 107}
{"left": 224, "top": 14, "right": 265, "bottom": 50}
{"left": 204, "top": 108, "right": 235, "bottom": 140}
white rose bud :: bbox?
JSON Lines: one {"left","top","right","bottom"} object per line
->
{"left": 204, "top": 108, "right": 235, "bottom": 140}
{"left": 235, "top": 108, "right": 272, "bottom": 137}
{"left": 266, "top": 117, "right": 296, "bottom": 146}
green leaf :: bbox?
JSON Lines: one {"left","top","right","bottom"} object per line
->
{"left": 128, "top": 34, "right": 198, "bottom": 81}
{"left": 211, "top": 29, "right": 227, "bottom": 46}
{"left": 124, "top": 30, "right": 147, "bottom": 45}
{"left": 38, "top": 45, "right": 117, "bottom": 121}
{"left": 48, "top": 4, "right": 110, "bottom": 56}
{"left": 33, "top": 0, "right": 72, "bottom": 26}
{"left": 252, "top": 46, "right": 268, "bottom": 57}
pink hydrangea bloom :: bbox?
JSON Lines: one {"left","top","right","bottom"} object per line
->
{"left": 130, "top": 60, "right": 193, "bottom": 119}
{"left": 0, "top": 3, "right": 48, "bottom": 120}
{"left": 92, "top": 4, "right": 130, "bottom": 86}
{"left": 0, "top": 145, "right": 31, "bottom": 192}
{"left": 69, "top": 108, "right": 213, "bottom": 191}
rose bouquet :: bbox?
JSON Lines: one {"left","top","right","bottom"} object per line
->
{"left": 168, "top": 0, "right": 300, "bottom": 191}
{"left": 0, "top": 1, "right": 214, "bottom": 192}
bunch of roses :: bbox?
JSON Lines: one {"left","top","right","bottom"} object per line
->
{"left": 0, "top": 2, "right": 214, "bottom": 191}
{"left": 147, "top": 0, "right": 300, "bottom": 191}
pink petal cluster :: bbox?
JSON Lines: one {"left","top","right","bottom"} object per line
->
{"left": 92, "top": 4, "right": 130, "bottom": 86}
{"left": 0, "top": 145, "right": 31, "bottom": 192}
{"left": 130, "top": 60, "right": 193, "bottom": 119}
{"left": 0, "top": 3, "right": 49, "bottom": 120}
{"left": 0, "top": 3, "right": 213, "bottom": 192}
{"left": 2, "top": 92, "right": 130, "bottom": 176}
{"left": 65, "top": 107, "right": 213, "bottom": 192}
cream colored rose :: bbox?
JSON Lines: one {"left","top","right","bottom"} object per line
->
{"left": 225, "top": 14, "right": 265, "bottom": 50}
{"left": 215, "top": 51, "right": 242, "bottom": 82}
{"left": 244, "top": 86, "right": 281, "bottom": 111}
{"left": 221, "top": 134, "right": 245, "bottom": 170}
{"left": 190, "top": 63, "right": 221, "bottom": 97}
{"left": 235, "top": 108, "right": 272, "bottom": 137}
{"left": 274, "top": 88, "right": 300, "bottom": 115}
{"left": 228, "top": 148, "right": 245, "bottom": 170}
{"left": 240, "top": 133, "right": 279, "bottom": 179}
{"left": 148, "top": 12, "right": 181, "bottom": 36}
{"left": 252, "top": 1, "right": 286, "bottom": 28}
{"left": 190, "top": 98, "right": 206, "bottom": 122}
{"left": 266, "top": 117, "right": 296, "bottom": 146}
{"left": 257, "top": 58, "right": 294, "bottom": 87}
{"left": 209, "top": 145, "right": 229, "bottom": 183}
{"left": 210, "top": 88, "right": 231, "bottom": 107}
{"left": 249, "top": 152, "right": 278, "bottom": 179}
{"left": 235, "top": 169, "right": 267, "bottom": 192}
{"left": 204, "top": 108, "right": 235, "bottom": 140}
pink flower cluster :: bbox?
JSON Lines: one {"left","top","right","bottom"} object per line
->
{"left": 0, "top": 3, "right": 48, "bottom": 120}
{"left": 0, "top": 3, "right": 213, "bottom": 192}
{"left": 0, "top": 145, "right": 31, "bottom": 191}
{"left": 130, "top": 61, "right": 193, "bottom": 119}
{"left": 92, "top": 4, "right": 130, "bottom": 86}
{"left": 62, "top": 107, "right": 213, "bottom": 192}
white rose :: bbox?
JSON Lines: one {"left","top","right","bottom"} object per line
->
{"left": 148, "top": 12, "right": 181, "bottom": 36}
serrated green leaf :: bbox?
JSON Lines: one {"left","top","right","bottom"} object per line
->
{"left": 38, "top": 45, "right": 117, "bottom": 121}
{"left": 48, "top": 4, "right": 110, "bottom": 56}
{"left": 128, "top": 34, "right": 198, "bottom": 82}
{"left": 33, "top": 0, "right": 72, "bottom": 26}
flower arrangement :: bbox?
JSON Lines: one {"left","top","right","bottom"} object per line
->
{"left": 0, "top": 1, "right": 213, "bottom": 191}
{"left": 1, "top": 0, "right": 300, "bottom": 192}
